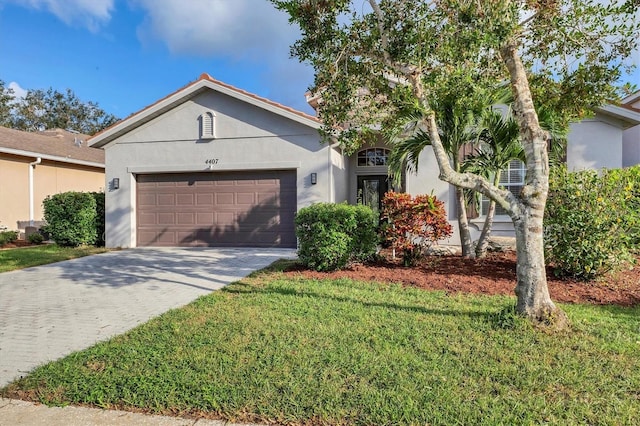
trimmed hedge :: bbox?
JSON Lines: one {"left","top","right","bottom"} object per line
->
{"left": 544, "top": 165, "right": 639, "bottom": 279}
{"left": 43, "top": 192, "right": 97, "bottom": 247}
{"left": 295, "top": 203, "right": 378, "bottom": 271}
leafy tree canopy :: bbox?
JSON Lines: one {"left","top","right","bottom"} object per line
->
{"left": 0, "top": 80, "right": 118, "bottom": 135}
{"left": 274, "top": 0, "right": 638, "bottom": 150}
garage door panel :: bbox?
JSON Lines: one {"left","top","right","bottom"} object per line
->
{"left": 196, "top": 193, "right": 214, "bottom": 206}
{"left": 215, "top": 193, "right": 234, "bottom": 204}
{"left": 196, "top": 212, "right": 214, "bottom": 224}
{"left": 157, "top": 194, "right": 175, "bottom": 206}
{"left": 236, "top": 193, "right": 256, "bottom": 204}
{"left": 137, "top": 171, "right": 296, "bottom": 247}
{"left": 176, "top": 213, "right": 195, "bottom": 225}
{"left": 177, "top": 194, "right": 194, "bottom": 205}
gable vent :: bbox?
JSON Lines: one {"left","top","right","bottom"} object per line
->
{"left": 200, "top": 111, "right": 216, "bottom": 139}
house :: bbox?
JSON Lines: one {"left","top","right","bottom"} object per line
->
{"left": 89, "top": 74, "right": 640, "bottom": 248}
{"left": 621, "top": 91, "right": 640, "bottom": 168}
{"left": 0, "top": 127, "right": 105, "bottom": 234}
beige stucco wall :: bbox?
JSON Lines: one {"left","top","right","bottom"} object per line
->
{"left": 0, "top": 153, "right": 104, "bottom": 231}
{"left": 102, "top": 90, "right": 331, "bottom": 248}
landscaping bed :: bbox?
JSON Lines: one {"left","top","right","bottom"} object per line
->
{"left": 285, "top": 250, "right": 640, "bottom": 306}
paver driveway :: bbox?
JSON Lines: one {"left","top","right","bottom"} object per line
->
{"left": 0, "top": 247, "right": 295, "bottom": 387}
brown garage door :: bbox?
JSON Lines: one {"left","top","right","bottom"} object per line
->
{"left": 136, "top": 170, "right": 297, "bottom": 247}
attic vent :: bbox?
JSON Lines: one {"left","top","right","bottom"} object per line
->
{"left": 200, "top": 111, "right": 216, "bottom": 139}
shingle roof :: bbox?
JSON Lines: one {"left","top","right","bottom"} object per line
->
{"left": 0, "top": 126, "right": 104, "bottom": 167}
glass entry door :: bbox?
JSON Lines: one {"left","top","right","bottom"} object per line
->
{"left": 357, "top": 175, "right": 389, "bottom": 219}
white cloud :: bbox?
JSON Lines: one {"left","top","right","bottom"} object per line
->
{"left": 8, "top": 81, "right": 27, "bottom": 101}
{"left": 131, "top": 0, "right": 298, "bottom": 58}
{"left": 131, "top": 0, "right": 314, "bottom": 111}
{"left": 8, "top": 0, "right": 114, "bottom": 32}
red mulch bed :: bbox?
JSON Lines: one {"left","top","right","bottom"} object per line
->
{"left": 284, "top": 251, "right": 640, "bottom": 307}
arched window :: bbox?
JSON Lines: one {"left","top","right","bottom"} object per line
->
{"left": 357, "top": 148, "right": 390, "bottom": 167}
{"left": 200, "top": 111, "right": 215, "bottom": 139}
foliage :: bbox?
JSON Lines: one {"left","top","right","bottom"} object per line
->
{"left": 91, "top": 192, "right": 106, "bottom": 247}
{"left": 381, "top": 192, "right": 452, "bottom": 266}
{"left": 0, "top": 81, "right": 118, "bottom": 134}
{"left": 3, "top": 272, "right": 640, "bottom": 425}
{"left": 545, "top": 166, "right": 639, "bottom": 279}
{"left": 274, "top": 0, "right": 638, "bottom": 323}
{"left": 0, "top": 245, "right": 109, "bottom": 273}
{"left": 27, "top": 232, "right": 44, "bottom": 244}
{"left": 0, "top": 80, "right": 13, "bottom": 127}
{"left": 0, "top": 230, "right": 19, "bottom": 246}
{"left": 43, "top": 192, "right": 97, "bottom": 247}
{"left": 295, "top": 202, "right": 378, "bottom": 271}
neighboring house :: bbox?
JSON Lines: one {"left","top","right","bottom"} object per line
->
{"left": 0, "top": 127, "right": 105, "bottom": 233}
{"left": 621, "top": 91, "right": 640, "bottom": 168}
{"left": 89, "top": 74, "right": 640, "bottom": 248}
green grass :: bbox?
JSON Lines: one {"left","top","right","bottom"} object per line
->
{"left": 0, "top": 244, "right": 109, "bottom": 272}
{"left": 2, "top": 260, "right": 639, "bottom": 425}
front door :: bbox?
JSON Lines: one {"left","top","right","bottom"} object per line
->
{"left": 357, "top": 175, "right": 389, "bottom": 220}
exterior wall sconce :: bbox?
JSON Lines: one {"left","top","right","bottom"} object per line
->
{"left": 112, "top": 178, "right": 120, "bottom": 190}
{"left": 310, "top": 173, "right": 317, "bottom": 185}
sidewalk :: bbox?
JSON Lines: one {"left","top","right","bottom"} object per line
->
{"left": 0, "top": 398, "right": 259, "bottom": 426}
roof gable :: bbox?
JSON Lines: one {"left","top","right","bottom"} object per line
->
{"left": 89, "top": 74, "right": 321, "bottom": 148}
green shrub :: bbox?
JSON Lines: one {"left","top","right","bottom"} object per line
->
{"left": 43, "top": 192, "right": 97, "bottom": 247}
{"left": 604, "top": 166, "right": 640, "bottom": 250}
{"left": 0, "top": 230, "right": 19, "bottom": 246}
{"left": 295, "top": 203, "right": 378, "bottom": 271}
{"left": 28, "top": 232, "right": 45, "bottom": 244}
{"left": 382, "top": 192, "right": 453, "bottom": 266}
{"left": 544, "top": 166, "right": 637, "bottom": 279}
{"left": 91, "top": 192, "right": 106, "bottom": 247}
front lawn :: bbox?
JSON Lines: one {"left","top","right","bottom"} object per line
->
{"left": 0, "top": 244, "right": 109, "bottom": 273}
{"left": 2, "top": 260, "right": 639, "bottom": 425}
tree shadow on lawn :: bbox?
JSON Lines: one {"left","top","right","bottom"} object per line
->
{"left": 224, "top": 281, "right": 493, "bottom": 320}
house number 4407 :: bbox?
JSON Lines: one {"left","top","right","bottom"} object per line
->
{"left": 205, "top": 159, "right": 219, "bottom": 165}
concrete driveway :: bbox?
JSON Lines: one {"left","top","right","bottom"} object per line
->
{"left": 0, "top": 247, "right": 295, "bottom": 387}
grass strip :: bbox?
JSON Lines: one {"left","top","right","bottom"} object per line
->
{"left": 0, "top": 244, "right": 109, "bottom": 272}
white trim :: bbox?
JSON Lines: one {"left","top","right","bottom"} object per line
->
{"left": 0, "top": 147, "right": 104, "bottom": 169}
{"left": 622, "top": 91, "right": 640, "bottom": 106}
{"left": 594, "top": 105, "right": 640, "bottom": 128}
{"left": 127, "top": 161, "right": 301, "bottom": 174}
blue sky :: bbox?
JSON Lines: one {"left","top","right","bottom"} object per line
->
{"left": 0, "top": 0, "right": 638, "bottom": 123}
{"left": 0, "top": 0, "right": 316, "bottom": 118}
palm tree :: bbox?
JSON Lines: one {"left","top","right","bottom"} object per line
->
{"left": 464, "top": 109, "right": 523, "bottom": 258}
{"left": 387, "top": 95, "right": 480, "bottom": 258}
{"left": 466, "top": 105, "right": 569, "bottom": 258}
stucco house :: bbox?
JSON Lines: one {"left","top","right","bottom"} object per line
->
{"left": 89, "top": 74, "right": 640, "bottom": 248}
{"left": 0, "top": 127, "right": 105, "bottom": 234}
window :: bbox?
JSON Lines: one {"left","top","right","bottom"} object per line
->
{"left": 357, "top": 148, "right": 390, "bottom": 167}
{"left": 200, "top": 111, "right": 215, "bottom": 139}
{"left": 481, "top": 160, "right": 525, "bottom": 216}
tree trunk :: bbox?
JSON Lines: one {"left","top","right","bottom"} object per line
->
{"left": 476, "top": 174, "right": 500, "bottom": 258}
{"left": 512, "top": 210, "right": 567, "bottom": 327}
{"left": 500, "top": 41, "right": 568, "bottom": 328}
{"left": 408, "top": 62, "right": 567, "bottom": 327}
{"left": 475, "top": 200, "right": 495, "bottom": 258}
{"left": 455, "top": 186, "right": 475, "bottom": 258}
